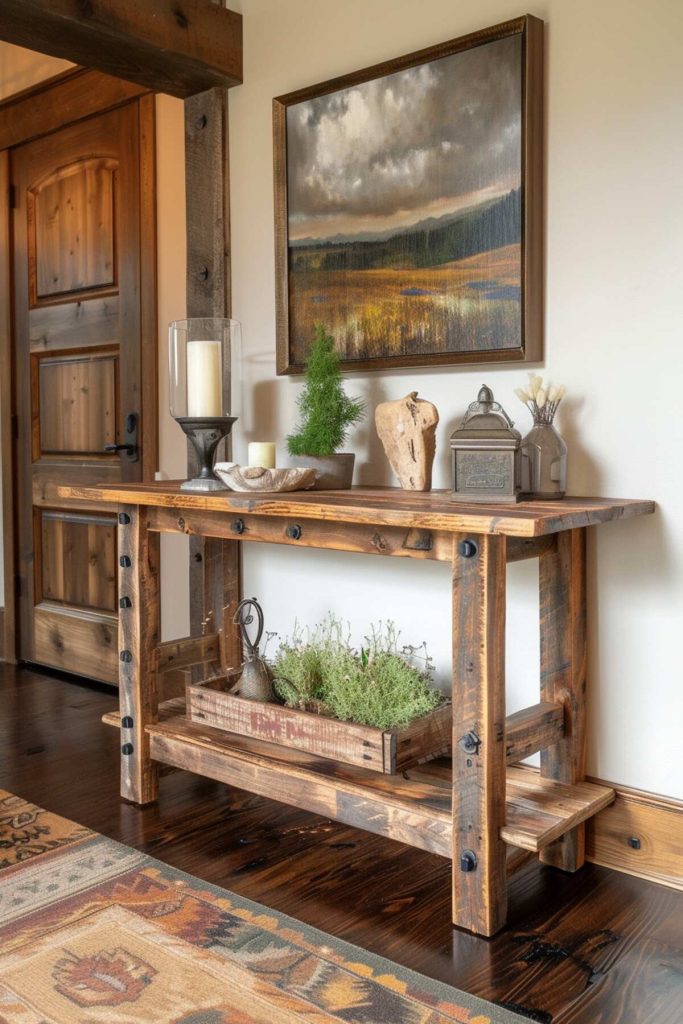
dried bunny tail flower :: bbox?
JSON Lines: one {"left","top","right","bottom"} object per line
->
{"left": 555, "top": 385, "right": 567, "bottom": 401}
{"left": 527, "top": 373, "right": 543, "bottom": 397}
{"left": 514, "top": 387, "right": 531, "bottom": 403}
{"left": 536, "top": 388, "right": 547, "bottom": 409}
{"left": 547, "top": 383, "right": 559, "bottom": 403}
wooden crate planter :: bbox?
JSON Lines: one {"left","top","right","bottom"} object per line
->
{"left": 188, "top": 672, "right": 452, "bottom": 774}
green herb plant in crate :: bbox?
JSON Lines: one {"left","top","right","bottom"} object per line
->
{"left": 273, "top": 616, "right": 443, "bottom": 730}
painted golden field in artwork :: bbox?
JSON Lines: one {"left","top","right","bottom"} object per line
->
{"left": 289, "top": 244, "right": 521, "bottom": 365}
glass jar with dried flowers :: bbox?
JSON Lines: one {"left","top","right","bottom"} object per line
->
{"left": 515, "top": 376, "right": 568, "bottom": 499}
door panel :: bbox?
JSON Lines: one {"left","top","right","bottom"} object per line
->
{"left": 35, "top": 349, "right": 118, "bottom": 456}
{"left": 29, "top": 297, "right": 120, "bottom": 351}
{"left": 33, "top": 605, "right": 118, "bottom": 684}
{"left": 39, "top": 511, "right": 117, "bottom": 612}
{"left": 12, "top": 100, "right": 155, "bottom": 682}
{"left": 29, "top": 157, "right": 118, "bottom": 302}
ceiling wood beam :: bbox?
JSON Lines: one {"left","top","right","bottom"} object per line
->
{"left": 0, "top": 0, "right": 242, "bottom": 98}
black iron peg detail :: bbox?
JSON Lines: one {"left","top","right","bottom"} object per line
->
{"left": 460, "top": 850, "right": 477, "bottom": 872}
{"left": 458, "top": 539, "right": 478, "bottom": 558}
{"left": 458, "top": 731, "right": 481, "bottom": 755}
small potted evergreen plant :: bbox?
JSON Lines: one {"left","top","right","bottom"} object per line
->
{"left": 287, "top": 325, "right": 364, "bottom": 489}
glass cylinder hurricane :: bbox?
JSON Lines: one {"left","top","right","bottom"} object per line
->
{"left": 169, "top": 318, "right": 241, "bottom": 419}
{"left": 169, "top": 318, "right": 242, "bottom": 491}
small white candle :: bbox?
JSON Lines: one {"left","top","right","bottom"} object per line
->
{"left": 187, "top": 340, "right": 222, "bottom": 417}
{"left": 248, "top": 442, "right": 276, "bottom": 468}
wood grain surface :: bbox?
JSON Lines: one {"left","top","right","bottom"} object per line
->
{"left": 118, "top": 505, "right": 160, "bottom": 804}
{"left": 189, "top": 677, "right": 452, "bottom": 774}
{"left": 539, "top": 528, "right": 587, "bottom": 871}
{"left": 451, "top": 532, "right": 508, "bottom": 934}
{"left": 11, "top": 98, "right": 156, "bottom": 679}
{"left": 0, "top": 0, "right": 242, "bottom": 98}
{"left": 184, "top": 84, "right": 242, "bottom": 659}
{"left": 58, "top": 482, "right": 655, "bottom": 538}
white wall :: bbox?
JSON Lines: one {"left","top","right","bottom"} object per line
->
{"left": 0, "top": 44, "right": 73, "bottom": 100}
{"left": 229, "top": 0, "right": 683, "bottom": 798}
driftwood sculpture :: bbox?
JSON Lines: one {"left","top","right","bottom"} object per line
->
{"left": 375, "top": 392, "right": 439, "bottom": 491}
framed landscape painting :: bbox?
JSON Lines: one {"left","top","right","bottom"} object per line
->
{"left": 274, "top": 15, "right": 543, "bottom": 374}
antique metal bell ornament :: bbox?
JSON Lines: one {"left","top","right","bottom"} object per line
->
{"left": 449, "top": 385, "right": 522, "bottom": 503}
{"left": 232, "top": 598, "right": 274, "bottom": 702}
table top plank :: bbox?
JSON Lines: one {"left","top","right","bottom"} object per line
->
{"left": 59, "top": 482, "right": 655, "bottom": 537}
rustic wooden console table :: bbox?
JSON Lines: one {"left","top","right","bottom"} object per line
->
{"left": 60, "top": 482, "right": 654, "bottom": 936}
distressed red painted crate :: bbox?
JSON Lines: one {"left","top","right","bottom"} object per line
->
{"left": 188, "top": 671, "right": 451, "bottom": 774}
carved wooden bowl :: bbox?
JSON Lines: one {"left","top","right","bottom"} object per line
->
{"left": 214, "top": 462, "right": 316, "bottom": 492}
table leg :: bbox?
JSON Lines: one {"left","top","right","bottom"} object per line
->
{"left": 539, "top": 527, "right": 587, "bottom": 871}
{"left": 118, "top": 505, "right": 160, "bottom": 804}
{"left": 452, "top": 532, "right": 508, "bottom": 935}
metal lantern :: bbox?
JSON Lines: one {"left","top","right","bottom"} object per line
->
{"left": 449, "top": 385, "right": 522, "bottom": 503}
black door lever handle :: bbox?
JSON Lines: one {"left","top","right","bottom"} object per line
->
{"left": 105, "top": 412, "right": 139, "bottom": 462}
{"left": 104, "top": 443, "right": 138, "bottom": 456}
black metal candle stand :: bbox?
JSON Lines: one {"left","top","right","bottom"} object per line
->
{"left": 176, "top": 416, "right": 237, "bottom": 492}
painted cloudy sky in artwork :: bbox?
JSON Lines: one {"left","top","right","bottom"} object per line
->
{"left": 287, "top": 34, "right": 521, "bottom": 242}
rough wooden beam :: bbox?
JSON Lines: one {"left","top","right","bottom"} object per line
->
{"left": 148, "top": 717, "right": 454, "bottom": 857}
{"left": 505, "top": 701, "right": 565, "bottom": 764}
{"left": 184, "top": 86, "right": 241, "bottom": 651}
{"left": 501, "top": 768, "right": 614, "bottom": 852}
{"left": 118, "top": 505, "right": 160, "bottom": 804}
{"left": 146, "top": 505, "right": 453, "bottom": 562}
{"left": 0, "top": 1, "right": 242, "bottom": 98}
{"left": 507, "top": 535, "right": 558, "bottom": 562}
{"left": 539, "top": 528, "right": 588, "bottom": 870}
{"left": 451, "top": 532, "right": 508, "bottom": 936}
{"left": 156, "top": 633, "right": 220, "bottom": 672}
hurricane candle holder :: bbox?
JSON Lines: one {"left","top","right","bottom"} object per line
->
{"left": 169, "top": 318, "right": 241, "bottom": 492}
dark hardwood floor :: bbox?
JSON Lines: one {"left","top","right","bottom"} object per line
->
{"left": 1, "top": 663, "right": 681, "bottom": 1023}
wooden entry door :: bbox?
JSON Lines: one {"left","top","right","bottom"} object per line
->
{"left": 11, "top": 98, "right": 156, "bottom": 683}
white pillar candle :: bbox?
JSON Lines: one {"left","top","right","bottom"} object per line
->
{"left": 187, "top": 340, "right": 222, "bottom": 417}
{"left": 248, "top": 442, "right": 276, "bottom": 468}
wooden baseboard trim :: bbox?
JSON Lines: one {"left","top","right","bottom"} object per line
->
{"left": 586, "top": 777, "right": 683, "bottom": 891}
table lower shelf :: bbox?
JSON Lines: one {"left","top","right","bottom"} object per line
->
{"left": 105, "top": 702, "right": 614, "bottom": 858}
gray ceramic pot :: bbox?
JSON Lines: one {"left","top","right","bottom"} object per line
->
{"left": 288, "top": 452, "right": 355, "bottom": 490}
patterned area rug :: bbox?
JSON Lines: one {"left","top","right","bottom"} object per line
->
{"left": 0, "top": 790, "right": 527, "bottom": 1024}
